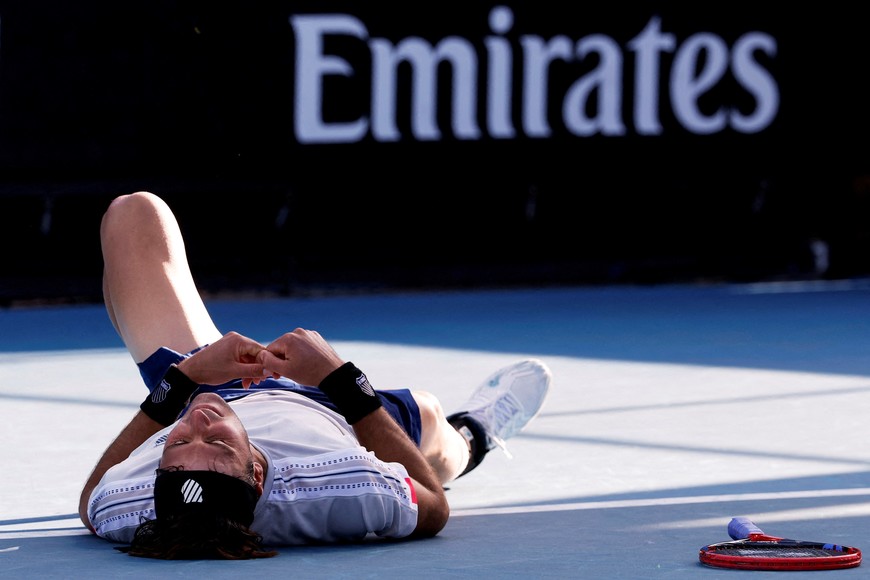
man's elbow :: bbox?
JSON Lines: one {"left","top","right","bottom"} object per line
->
{"left": 79, "top": 511, "right": 95, "bottom": 534}
{"left": 412, "top": 495, "right": 451, "bottom": 538}
{"left": 78, "top": 491, "right": 97, "bottom": 533}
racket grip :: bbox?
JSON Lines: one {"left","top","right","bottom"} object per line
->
{"left": 728, "top": 517, "right": 763, "bottom": 540}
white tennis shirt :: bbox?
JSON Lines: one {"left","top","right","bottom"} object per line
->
{"left": 87, "top": 390, "right": 419, "bottom": 545}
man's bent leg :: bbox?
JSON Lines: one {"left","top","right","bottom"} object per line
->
{"left": 101, "top": 191, "right": 222, "bottom": 363}
{"left": 414, "top": 390, "right": 471, "bottom": 484}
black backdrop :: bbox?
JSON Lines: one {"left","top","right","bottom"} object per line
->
{"left": 2, "top": 2, "right": 869, "bottom": 305}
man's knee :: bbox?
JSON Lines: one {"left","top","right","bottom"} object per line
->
{"left": 101, "top": 192, "right": 167, "bottom": 244}
{"left": 103, "top": 191, "right": 160, "bottom": 223}
{"left": 412, "top": 390, "right": 445, "bottom": 429}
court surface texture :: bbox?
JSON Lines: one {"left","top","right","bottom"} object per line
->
{"left": 2, "top": 281, "right": 870, "bottom": 578}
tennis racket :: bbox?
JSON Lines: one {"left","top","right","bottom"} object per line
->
{"left": 699, "top": 517, "right": 862, "bottom": 571}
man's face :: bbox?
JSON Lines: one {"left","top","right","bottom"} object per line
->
{"left": 161, "top": 393, "right": 254, "bottom": 478}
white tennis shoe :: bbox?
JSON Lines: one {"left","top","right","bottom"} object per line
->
{"left": 448, "top": 359, "right": 551, "bottom": 473}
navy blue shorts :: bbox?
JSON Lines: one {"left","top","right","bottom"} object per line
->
{"left": 137, "top": 346, "right": 422, "bottom": 446}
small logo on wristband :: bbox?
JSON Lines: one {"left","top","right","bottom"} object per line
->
{"left": 151, "top": 380, "right": 171, "bottom": 403}
{"left": 356, "top": 373, "right": 375, "bottom": 397}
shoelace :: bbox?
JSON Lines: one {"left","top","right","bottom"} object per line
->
{"left": 472, "top": 393, "right": 526, "bottom": 458}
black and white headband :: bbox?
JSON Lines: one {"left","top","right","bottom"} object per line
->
{"left": 153, "top": 471, "right": 258, "bottom": 527}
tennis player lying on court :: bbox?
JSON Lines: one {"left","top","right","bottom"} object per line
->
{"left": 78, "top": 191, "right": 552, "bottom": 559}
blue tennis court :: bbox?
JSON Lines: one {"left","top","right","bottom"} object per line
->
{"left": 2, "top": 281, "right": 870, "bottom": 577}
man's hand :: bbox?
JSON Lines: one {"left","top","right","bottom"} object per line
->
{"left": 177, "top": 331, "right": 267, "bottom": 388}
{"left": 258, "top": 328, "right": 344, "bottom": 386}
{"left": 261, "top": 328, "right": 449, "bottom": 536}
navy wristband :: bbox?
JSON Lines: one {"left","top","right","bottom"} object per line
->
{"left": 318, "top": 362, "right": 382, "bottom": 424}
{"left": 140, "top": 364, "right": 200, "bottom": 426}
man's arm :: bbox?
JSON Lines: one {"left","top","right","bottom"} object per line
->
{"left": 259, "top": 328, "right": 450, "bottom": 537}
{"left": 79, "top": 332, "right": 268, "bottom": 531}
{"left": 351, "top": 408, "right": 450, "bottom": 537}
{"left": 78, "top": 411, "right": 164, "bottom": 531}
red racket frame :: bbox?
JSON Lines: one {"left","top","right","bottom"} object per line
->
{"left": 700, "top": 531, "right": 862, "bottom": 571}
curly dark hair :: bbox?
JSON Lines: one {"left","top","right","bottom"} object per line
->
{"left": 116, "top": 512, "right": 278, "bottom": 560}
{"left": 116, "top": 463, "right": 277, "bottom": 560}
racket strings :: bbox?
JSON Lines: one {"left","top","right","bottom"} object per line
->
{"left": 715, "top": 545, "right": 844, "bottom": 558}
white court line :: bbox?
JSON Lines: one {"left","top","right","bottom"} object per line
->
{"left": 3, "top": 489, "right": 869, "bottom": 540}
{"left": 634, "top": 502, "right": 870, "bottom": 533}
{"left": 0, "top": 517, "right": 90, "bottom": 540}
{"left": 450, "top": 488, "right": 870, "bottom": 517}
{"left": 0, "top": 528, "right": 91, "bottom": 540}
